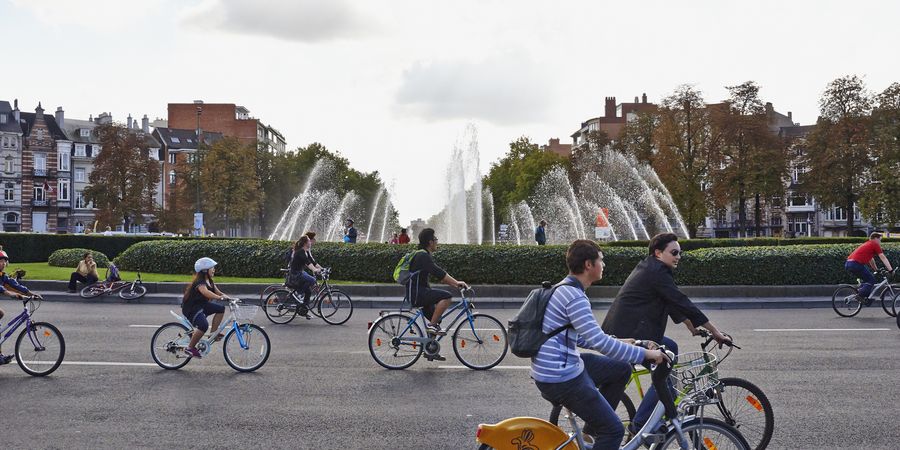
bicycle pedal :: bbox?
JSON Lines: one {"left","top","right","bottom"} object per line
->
{"left": 640, "top": 433, "right": 665, "bottom": 445}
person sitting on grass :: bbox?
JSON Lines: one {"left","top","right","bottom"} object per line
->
{"left": 0, "top": 246, "right": 42, "bottom": 365}
{"left": 68, "top": 252, "right": 99, "bottom": 293}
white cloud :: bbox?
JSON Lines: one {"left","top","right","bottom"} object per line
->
{"left": 180, "top": 0, "right": 374, "bottom": 43}
{"left": 8, "top": 0, "right": 161, "bottom": 31}
{"left": 394, "top": 52, "right": 555, "bottom": 126}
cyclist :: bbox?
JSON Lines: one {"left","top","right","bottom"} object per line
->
{"left": 408, "top": 228, "right": 468, "bottom": 358}
{"left": 304, "top": 231, "right": 324, "bottom": 273}
{"left": 0, "top": 246, "right": 42, "bottom": 365}
{"left": 289, "top": 235, "right": 321, "bottom": 319}
{"left": 601, "top": 232, "right": 731, "bottom": 435}
{"left": 533, "top": 239, "right": 667, "bottom": 449}
{"left": 182, "top": 257, "right": 232, "bottom": 359}
{"left": 846, "top": 232, "right": 894, "bottom": 305}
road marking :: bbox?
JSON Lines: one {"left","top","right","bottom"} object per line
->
{"left": 438, "top": 365, "right": 529, "bottom": 370}
{"left": 129, "top": 325, "right": 159, "bottom": 328}
{"left": 753, "top": 328, "right": 891, "bottom": 332}
{"left": 22, "top": 360, "right": 157, "bottom": 367}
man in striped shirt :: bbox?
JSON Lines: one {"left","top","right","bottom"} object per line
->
{"left": 532, "top": 240, "right": 667, "bottom": 449}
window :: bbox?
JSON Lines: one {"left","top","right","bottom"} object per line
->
{"left": 4, "top": 213, "right": 16, "bottom": 223}
{"left": 80, "top": 128, "right": 90, "bottom": 137}
{"left": 75, "top": 144, "right": 86, "bottom": 157}
{"left": 36, "top": 129, "right": 44, "bottom": 140}
{"left": 0, "top": 114, "right": 6, "bottom": 124}
{"left": 58, "top": 180, "right": 70, "bottom": 201}
{"left": 34, "top": 153, "right": 46, "bottom": 170}
{"left": 171, "top": 137, "right": 180, "bottom": 144}
{"left": 168, "top": 153, "right": 176, "bottom": 164}
{"left": 75, "top": 168, "right": 85, "bottom": 182}
{"left": 4, "top": 183, "right": 13, "bottom": 201}
{"left": 789, "top": 193, "right": 810, "bottom": 207}
{"left": 58, "top": 151, "right": 70, "bottom": 171}
{"left": 94, "top": 145, "right": 101, "bottom": 155}
{"left": 169, "top": 170, "right": 176, "bottom": 185}
{"left": 4, "top": 158, "right": 12, "bottom": 173}
{"left": 75, "top": 221, "right": 85, "bottom": 233}
{"left": 33, "top": 186, "right": 45, "bottom": 201}
{"left": 75, "top": 191, "right": 87, "bottom": 209}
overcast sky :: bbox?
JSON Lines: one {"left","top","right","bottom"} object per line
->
{"left": 3, "top": 0, "right": 899, "bottom": 224}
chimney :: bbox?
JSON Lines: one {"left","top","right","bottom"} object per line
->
{"left": 605, "top": 97, "right": 616, "bottom": 118}
{"left": 127, "top": 114, "right": 133, "bottom": 129}
{"left": 787, "top": 111, "right": 792, "bottom": 121}
{"left": 35, "top": 102, "right": 44, "bottom": 118}
{"left": 142, "top": 114, "right": 149, "bottom": 133}
{"left": 55, "top": 106, "right": 65, "bottom": 129}
{"left": 642, "top": 93, "right": 648, "bottom": 103}
{"left": 89, "top": 114, "right": 93, "bottom": 123}
{"left": 765, "top": 102, "right": 774, "bottom": 114}
{"left": 634, "top": 96, "right": 639, "bottom": 103}
{"left": 549, "top": 138, "right": 560, "bottom": 146}
{"left": 13, "top": 99, "right": 19, "bottom": 122}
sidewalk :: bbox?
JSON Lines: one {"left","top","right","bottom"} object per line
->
{"left": 23, "top": 280, "right": 841, "bottom": 309}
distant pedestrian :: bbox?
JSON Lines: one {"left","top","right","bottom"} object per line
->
{"left": 390, "top": 232, "right": 400, "bottom": 244}
{"left": 535, "top": 220, "right": 547, "bottom": 245}
{"left": 344, "top": 219, "right": 358, "bottom": 244}
{"left": 68, "top": 252, "right": 99, "bottom": 293}
{"left": 398, "top": 228, "right": 411, "bottom": 244}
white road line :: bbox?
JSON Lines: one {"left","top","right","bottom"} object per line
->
{"left": 22, "top": 360, "right": 158, "bottom": 367}
{"left": 129, "top": 325, "right": 159, "bottom": 328}
{"left": 753, "top": 328, "right": 891, "bottom": 332}
{"left": 437, "top": 365, "right": 529, "bottom": 370}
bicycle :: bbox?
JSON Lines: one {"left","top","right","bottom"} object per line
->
{"left": 477, "top": 349, "right": 751, "bottom": 449}
{"left": 150, "top": 297, "right": 271, "bottom": 372}
{"left": 80, "top": 269, "right": 147, "bottom": 301}
{"left": 263, "top": 267, "right": 353, "bottom": 325}
{"left": 0, "top": 295, "right": 65, "bottom": 376}
{"left": 549, "top": 331, "right": 773, "bottom": 450}
{"left": 831, "top": 267, "right": 899, "bottom": 317}
{"left": 367, "top": 287, "right": 508, "bottom": 370}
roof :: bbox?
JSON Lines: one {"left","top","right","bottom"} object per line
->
{"left": 18, "top": 111, "right": 68, "bottom": 141}
{"left": 61, "top": 118, "right": 101, "bottom": 144}
{"left": 0, "top": 101, "right": 21, "bottom": 134}
{"left": 780, "top": 124, "right": 816, "bottom": 139}
{"left": 153, "top": 127, "right": 223, "bottom": 150}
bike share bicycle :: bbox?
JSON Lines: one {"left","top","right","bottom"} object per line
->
{"left": 0, "top": 295, "right": 65, "bottom": 376}
{"left": 150, "top": 297, "right": 271, "bottom": 372}
{"left": 367, "top": 287, "right": 509, "bottom": 370}
{"left": 263, "top": 267, "right": 353, "bottom": 325}
{"left": 477, "top": 347, "right": 750, "bottom": 450}
{"left": 831, "top": 267, "right": 900, "bottom": 317}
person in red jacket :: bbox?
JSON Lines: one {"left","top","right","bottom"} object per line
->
{"left": 846, "top": 232, "right": 894, "bottom": 305}
{"left": 397, "top": 228, "right": 411, "bottom": 244}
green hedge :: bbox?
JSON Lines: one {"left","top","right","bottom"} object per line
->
{"left": 113, "top": 239, "right": 891, "bottom": 285}
{"left": 0, "top": 234, "right": 232, "bottom": 263}
{"left": 602, "top": 236, "right": 900, "bottom": 251}
{"left": 48, "top": 248, "right": 110, "bottom": 268}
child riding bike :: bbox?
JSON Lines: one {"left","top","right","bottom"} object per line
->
{"left": 0, "top": 246, "right": 43, "bottom": 365}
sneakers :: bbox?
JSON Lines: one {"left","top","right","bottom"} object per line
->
{"left": 184, "top": 347, "right": 202, "bottom": 359}
{"left": 67, "top": 289, "right": 76, "bottom": 294}
{"left": 856, "top": 294, "right": 872, "bottom": 307}
{"left": 0, "top": 354, "right": 14, "bottom": 365}
{"left": 426, "top": 323, "right": 446, "bottom": 336}
{"left": 424, "top": 353, "right": 446, "bottom": 361}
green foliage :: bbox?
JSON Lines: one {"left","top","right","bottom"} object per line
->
{"left": 200, "top": 137, "right": 262, "bottom": 232}
{"left": 0, "top": 234, "right": 223, "bottom": 263}
{"left": 48, "top": 248, "right": 110, "bottom": 268}
{"left": 861, "top": 82, "right": 900, "bottom": 225}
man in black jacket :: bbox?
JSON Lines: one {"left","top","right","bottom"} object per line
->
{"left": 601, "top": 232, "right": 731, "bottom": 432}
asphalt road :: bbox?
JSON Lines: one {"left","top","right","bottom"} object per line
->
{"left": 1, "top": 301, "right": 899, "bottom": 449}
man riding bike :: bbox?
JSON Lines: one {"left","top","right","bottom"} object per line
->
{"left": 533, "top": 239, "right": 666, "bottom": 449}
{"left": 845, "top": 232, "right": 893, "bottom": 305}
{"left": 0, "top": 246, "right": 43, "bottom": 365}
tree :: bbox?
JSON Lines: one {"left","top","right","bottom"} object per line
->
{"left": 84, "top": 123, "right": 160, "bottom": 231}
{"left": 654, "top": 85, "right": 720, "bottom": 237}
{"left": 860, "top": 82, "right": 900, "bottom": 225}
{"left": 156, "top": 157, "right": 194, "bottom": 233}
{"left": 199, "top": 137, "right": 262, "bottom": 233}
{"left": 614, "top": 111, "right": 660, "bottom": 164}
{"left": 803, "top": 75, "right": 873, "bottom": 235}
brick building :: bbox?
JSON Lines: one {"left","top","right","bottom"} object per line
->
{"left": 167, "top": 101, "right": 285, "bottom": 153}
{"left": 19, "top": 103, "right": 65, "bottom": 233}
{"left": 540, "top": 138, "right": 573, "bottom": 158}
{"left": 570, "top": 94, "right": 657, "bottom": 152}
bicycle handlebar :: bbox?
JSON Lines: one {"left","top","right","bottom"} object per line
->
{"left": 696, "top": 329, "right": 741, "bottom": 350}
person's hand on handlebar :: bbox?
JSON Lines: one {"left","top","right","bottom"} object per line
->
{"left": 712, "top": 330, "right": 732, "bottom": 347}
{"left": 644, "top": 348, "right": 669, "bottom": 365}
{"left": 457, "top": 281, "right": 469, "bottom": 290}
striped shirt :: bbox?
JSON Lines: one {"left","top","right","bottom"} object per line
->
{"left": 531, "top": 276, "right": 646, "bottom": 384}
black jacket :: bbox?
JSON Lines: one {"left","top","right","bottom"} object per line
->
{"left": 601, "top": 256, "right": 709, "bottom": 343}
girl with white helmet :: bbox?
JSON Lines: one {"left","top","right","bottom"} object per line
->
{"left": 181, "top": 257, "right": 232, "bottom": 359}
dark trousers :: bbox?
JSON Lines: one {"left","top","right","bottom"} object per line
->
{"left": 69, "top": 272, "right": 98, "bottom": 291}
{"left": 535, "top": 353, "right": 632, "bottom": 449}
{"left": 845, "top": 260, "right": 876, "bottom": 298}
{"left": 633, "top": 336, "right": 679, "bottom": 428}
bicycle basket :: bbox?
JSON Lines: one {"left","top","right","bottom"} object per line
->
{"left": 671, "top": 351, "right": 719, "bottom": 398}
{"left": 233, "top": 305, "right": 259, "bottom": 321}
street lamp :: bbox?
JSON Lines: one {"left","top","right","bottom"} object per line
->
{"left": 194, "top": 103, "right": 203, "bottom": 236}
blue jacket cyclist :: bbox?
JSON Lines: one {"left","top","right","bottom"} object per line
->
{"left": 532, "top": 240, "right": 666, "bottom": 450}
{"left": 182, "top": 257, "right": 232, "bottom": 359}
{"left": 0, "top": 246, "right": 42, "bottom": 365}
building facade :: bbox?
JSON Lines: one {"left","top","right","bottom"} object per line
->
{"left": 167, "top": 101, "right": 285, "bottom": 152}
{"left": 19, "top": 103, "right": 64, "bottom": 233}
{"left": 0, "top": 101, "right": 23, "bottom": 232}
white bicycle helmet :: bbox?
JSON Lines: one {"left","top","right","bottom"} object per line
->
{"left": 194, "top": 257, "right": 217, "bottom": 273}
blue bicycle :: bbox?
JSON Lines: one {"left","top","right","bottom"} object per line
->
{"left": 367, "top": 288, "right": 508, "bottom": 370}
{"left": 0, "top": 296, "right": 65, "bottom": 376}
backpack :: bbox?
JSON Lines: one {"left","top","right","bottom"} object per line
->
{"left": 508, "top": 279, "right": 578, "bottom": 358}
{"left": 393, "top": 249, "right": 426, "bottom": 285}
{"left": 107, "top": 263, "right": 121, "bottom": 282}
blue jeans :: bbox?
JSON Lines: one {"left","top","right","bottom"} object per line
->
{"left": 845, "top": 260, "right": 875, "bottom": 299}
{"left": 633, "top": 336, "right": 679, "bottom": 429}
{"left": 535, "top": 353, "right": 632, "bottom": 449}
{"left": 295, "top": 271, "right": 316, "bottom": 302}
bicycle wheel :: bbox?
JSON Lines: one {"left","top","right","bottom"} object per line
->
{"left": 223, "top": 323, "right": 271, "bottom": 372}
{"left": 318, "top": 289, "right": 353, "bottom": 325}
{"left": 259, "top": 284, "right": 283, "bottom": 306}
{"left": 452, "top": 313, "right": 508, "bottom": 370}
{"left": 882, "top": 285, "right": 900, "bottom": 317}
{"left": 119, "top": 283, "right": 147, "bottom": 300}
{"left": 368, "top": 313, "right": 424, "bottom": 370}
{"left": 263, "top": 289, "right": 298, "bottom": 324}
{"left": 15, "top": 322, "right": 65, "bottom": 376}
{"left": 150, "top": 322, "right": 193, "bottom": 370}
{"left": 660, "top": 417, "right": 750, "bottom": 449}
{"left": 80, "top": 283, "right": 106, "bottom": 298}
{"left": 831, "top": 285, "right": 862, "bottom": 317}
{"left": 706, "top": 377, "right": 774, "bottom": 450}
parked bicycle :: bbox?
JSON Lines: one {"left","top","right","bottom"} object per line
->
{"left": 80, "top": 265, "right": 147, "bottom": 301}
{"left": 367, "top": 287, "right": 508, "bottom": 370}
{"left": 150, "top": 297, "right": 270, "bottom": 372}
{"left": 832, "top": 267, "right": 900, "bottom": 317}
{"left": 0, "top": 295, "right": 65, "bottom": 376}
{"left": 477, "top": 348, "right": 750, "bottom": 450}
{"left": 263, "top": 267, "right": 353, "bottom": 325}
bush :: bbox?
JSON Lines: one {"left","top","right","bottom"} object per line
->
{"left": 48, "top": 248, "right": 111, "bottom": 268}
{"left": 0, "top": 233, "right": 233, "bottom": 263}
{"left": 602, "top": 236, "right": 900, "bottom": 251}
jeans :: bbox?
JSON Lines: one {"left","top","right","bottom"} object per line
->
{"left": 297, "top": 271, "right": 316, "bottom": 302}
{"left": 68, "top": 272, "right": 98, "bottom": 291}
{"left": 535, "top": 353, "right": 632, "bottom": 450}
{"left": 633, "top": 336, "right": 679, "bottom": 429}
{"left": 845, "top": 260, "right": 875, "bottom": 299}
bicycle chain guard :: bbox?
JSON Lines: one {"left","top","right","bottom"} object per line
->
{"left": 424, "top": 340, "right": 440, "bottom": 356}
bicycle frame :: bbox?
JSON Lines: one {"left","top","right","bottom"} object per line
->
{"left": 393, "top": 292, "right": 483, "bottom": 346}
{"left": 0, "top": 300, "right": 44, "bottom": 351}
{"left": 170, "top": 303, "right": 251, "bottom": 352}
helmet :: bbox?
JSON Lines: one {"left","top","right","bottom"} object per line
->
{"left": 0, "top": 245, "right": 8, "bottom": 260}
{"left": 194, "top": 257, "right": 217, "bottom": 273}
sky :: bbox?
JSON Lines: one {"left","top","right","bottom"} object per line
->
{"left": 3, "top": 0, "right": 899, "bottom": 224}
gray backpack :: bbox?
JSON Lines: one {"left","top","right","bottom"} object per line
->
{"left": 507, "top": 280, "right": 577, "bottom": 358}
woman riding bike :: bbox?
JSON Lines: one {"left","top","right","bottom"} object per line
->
{"left": 182, "top": 257, "right": 234, "bottom": 359}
